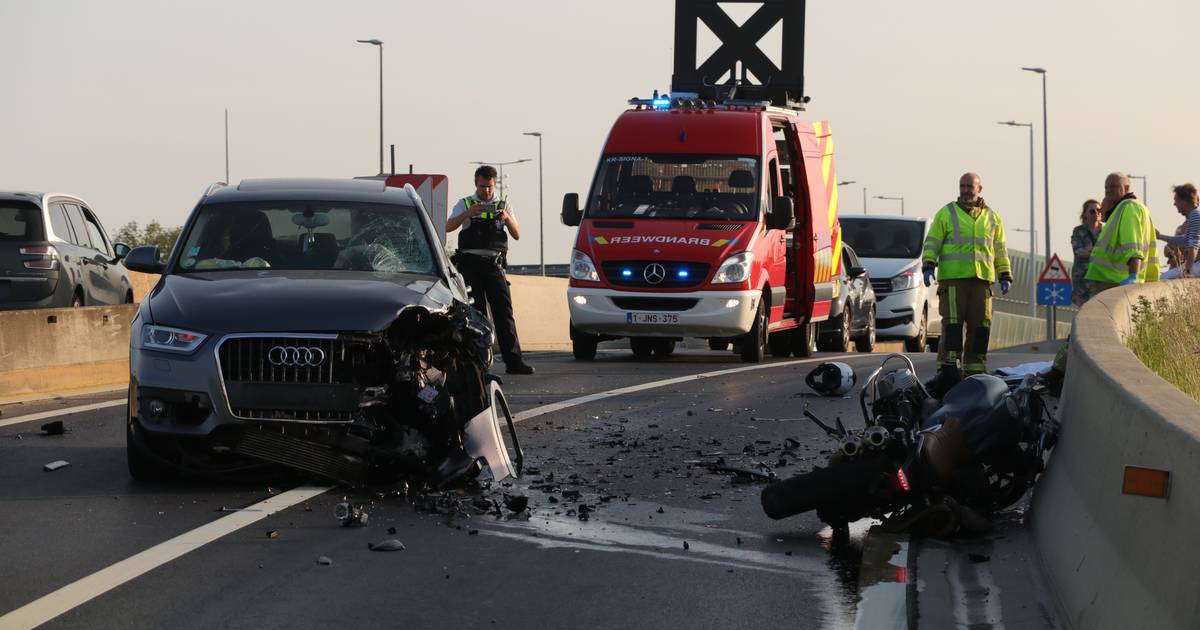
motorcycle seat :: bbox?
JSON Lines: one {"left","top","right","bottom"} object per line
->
{"left": 921, "top": 374, "right": 1009, "bottom": 430}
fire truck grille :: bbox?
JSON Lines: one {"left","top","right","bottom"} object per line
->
{"left": 601, "top": 261, "right": 710, "bottom": 289}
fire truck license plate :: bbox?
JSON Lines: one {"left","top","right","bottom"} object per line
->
{"left": 626, "top": 312, "right": 679, "bottom": 325}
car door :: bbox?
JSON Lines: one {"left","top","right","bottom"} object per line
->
{"left": 80, "top": 204, "right": 128, "bottom": 303}
{"left": 48, "top": 201, "right": 87, "bottom": 304}
{"left": 62, "top": 202, "right": 115, "bottom": 304}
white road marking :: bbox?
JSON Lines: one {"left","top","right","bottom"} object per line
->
{"left": 513, "top": 355, "right": 843, "bottom": 423}
{"left": 0, "top": 486, "right": 329, "bottom": 630}
{"left": 0, "top": 355, "right": 846, "bottom": 627}
{"left": 0, "top": 399, "right": 125, "bottom": 430}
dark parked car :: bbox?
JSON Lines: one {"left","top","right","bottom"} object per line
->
{"left": 122, "top": 179, "right": 519, "bottom": 486}
{"left": 0, "top": 191, "right": 132, "bottom": 310}
{"left": 817, "top": 243, "right": 876, "bottom": 352}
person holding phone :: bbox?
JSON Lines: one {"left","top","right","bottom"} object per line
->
{"left": 447, "top": 165, "right": 534, "bottom": 375}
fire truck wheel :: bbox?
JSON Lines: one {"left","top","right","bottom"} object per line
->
{"left": 630, "top": 337, "right": 656, "bottom": 360}
{"left": 572, "top": 336, "right": 598, "bottom": 361}
{"left": 791, "top": 322, "right": 816, "bottom": 357}
{"left": 768, "top": 331, "right": 791, "bottom": 357}
{"left": 740, "top": 302, "right": 767, "bottom": 363}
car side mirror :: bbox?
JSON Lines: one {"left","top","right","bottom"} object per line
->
{"left": 767, "top": 196, "right": 795, "bottom": 230}
{"left": 848, "top": 265, "right": 867, "bottom": 279}
{"left": 124, "top": 245, "right": 165, "bottom": 274}
{"left": 561, "top": 193, "right": 582, "bottom": 227}
{"left": 112, "top": 242, "right": 131, "bottom": 262}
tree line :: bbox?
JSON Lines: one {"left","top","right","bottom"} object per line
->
{"left": 112, "top": 221, "right": 183, "bottom": 258}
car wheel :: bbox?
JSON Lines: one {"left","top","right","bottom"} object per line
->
{"left": 904, "top": 308, "right": 928, "bottom": 353}
{"left": 855, "top": 308, "right": 877, "bottom": 352}
{"left": 739, "top": 301, "right": 766, "bottom": 363}
{"left": 818, "top": 311, "right": 850, "bottom": 352}
{"left": 126, "top": 422, "right": 176, "bottom": 481}
{"left": 630, "top": 337, "right": 656, "bottom": 360}
{"left": 572, "top": 336, "right": 597, "bottom": 361}
{"left": 652, "top": 339, "right": 676, "bottom": 357}
{"left": 708, "top": 339, "right": 730, "bottom": 351}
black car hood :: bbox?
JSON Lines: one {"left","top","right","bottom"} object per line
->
{"left": 147, "top": 270, "right": 459, "bottom": 334}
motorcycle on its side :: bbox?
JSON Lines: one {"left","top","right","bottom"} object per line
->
{"left": 761, "top": 354, "right": 1059, "bottom": 538}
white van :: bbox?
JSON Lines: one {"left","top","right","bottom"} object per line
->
{"left": 838, "top": 216, "right": 941, "bottom": 351}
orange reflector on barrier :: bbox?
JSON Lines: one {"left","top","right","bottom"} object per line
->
{"left": 1122, "top": 466, "right": 1170, "bottom": 499}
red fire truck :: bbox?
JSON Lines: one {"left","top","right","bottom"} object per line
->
{"left": 560, "top": 0, "right": 838, "bottom": 362}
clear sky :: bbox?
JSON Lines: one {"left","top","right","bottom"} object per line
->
{"left": 3, "top": 0, "right": 1198, "bottom": 265}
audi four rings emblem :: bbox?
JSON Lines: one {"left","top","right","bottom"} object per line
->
{"left": 643, "top": 263, "right": 666, "bottom": 284}
{"left": 268, "top": 345, "right": 327, "bottom": 367}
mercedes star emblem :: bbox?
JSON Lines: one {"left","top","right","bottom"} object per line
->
{"left": 643, "top": 263, "right": 667, "bottom": 285}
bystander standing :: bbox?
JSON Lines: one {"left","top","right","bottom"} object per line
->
{"left": 1070, "top": 199, "right": 1103, "bottom": 305}
{"left": 1156, "top": 183, "right": 1200, "bottom": 279}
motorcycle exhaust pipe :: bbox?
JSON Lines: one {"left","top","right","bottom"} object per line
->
{"left": 864, "top": 426, "right": 890, "bottom": 449}
{"left": 840, "top": 436, "right": 863, "bottom": 457}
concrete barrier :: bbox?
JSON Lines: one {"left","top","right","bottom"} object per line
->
{"left": 1031, "top": 279, "right": 1200, "bottom": 630}
{"left": 508, "top": 275, "right": 571, "bottom": 352}
{"left": 990, "top": 311, "right": 1072, "bottom": 351}
{"left": 128, "top": 270, "right": 159, "bottom": 303}
{"left": 0, "top": 304, "right": 138, "bottom": 403}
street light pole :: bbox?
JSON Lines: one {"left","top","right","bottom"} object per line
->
{"left": 357, "top": 39, "right": 384, "bottom": 175}
{"left": 1023, "top": 66, "right": 1054, "bottom": 340}
{"left": 1129, "top": 174, "right": 1148, "bottom": 205}
{"left": 469, "top": 159, "right": 532, "bottom": 200}
{"left": 523, "top": 132, "right": 545, "bottom": 276}
{"left": 999, "top": 121, "right": 1036, "bottom": 318}
{"left": 863, "top": 187, "right": 868, "bottom": 214}
{"left": 874, "top": 195, "right": 905, "bottom": 216}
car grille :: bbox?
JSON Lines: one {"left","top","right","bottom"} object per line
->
{"left": 217, "top": 335, "right": 369, "bottom": 423}
{"left": 610, "top": 297, "right": 699, "bottom": 311}
{"left": 870, "top": 278, "right": 892, "bottom": 296}
{"left": 601, "top": 261, "right": 710, "bottom": 289}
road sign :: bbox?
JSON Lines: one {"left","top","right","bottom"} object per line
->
{"left": 1038, "top": 254, "right": 1071, "bottom": 282}
{"left": 1038, "top": 282, "right": 1072, "bottom": 306}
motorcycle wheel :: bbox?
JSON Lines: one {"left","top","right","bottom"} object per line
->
{"left": 761, "top": 453, "right": 894, "bottom": 521}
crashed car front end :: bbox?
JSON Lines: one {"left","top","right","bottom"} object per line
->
{"left": 130, "top": 293, "right": 521, "bottom": 486}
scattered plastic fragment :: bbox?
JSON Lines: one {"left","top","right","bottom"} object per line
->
{"left": 317, "top": 556, "right": 333, "bottom": 565}
{"left": 387, "top": 526, "right": 398, "bottom": 535}
{"left": 368, "top": 539, "right": 406, "bottom": 552}
{"left": 41, "top": 421, "right": 65, "bottom": 435}
{"left": 334, "top": 499, "right": 369, "bottom": 526}
{"left": 266, "top": 530, "right": 279, "bottom": 539}
{"left": 968, "top": 553, "right": 991, "bottom": 563}
{"left": 43, "top": 460, "right": 70, "bottom": 472}
{"left": 683, "top": 541, "right": 690, "bottom": 550}
{"left": 503, "top": 494, "right": 529, "bottom": 513}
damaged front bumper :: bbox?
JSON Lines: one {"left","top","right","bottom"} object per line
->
{"left": 130, "top": 300, "right": 521, "bottom": 486}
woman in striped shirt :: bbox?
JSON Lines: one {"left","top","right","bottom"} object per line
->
{"left": 1157, "top": 183, "right": 1200, "bottom": 279}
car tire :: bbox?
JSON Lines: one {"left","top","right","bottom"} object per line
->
{"left": 652, "top": 339, "right": 676, "bottom": 357}
{"left": 126, "top": 422, "right": 176, "bottom": 481}
{"left": 855, "top": 307, "right": 877, "bottom": 352}
{"left": 739, "top": 301, "right": 767, "bottom": 363}
{"left": 708, "top": 339, "right": 730, "bottom": 351}
{"left": 818, "top": 310, "right": 851, "bottom": 352}
{"left": 631, "top": 337, "right": 656, "bottom": 360}
{"left": 791, "top": 321, "right": 816, "bottom": 357}
{"left": 905, "top": 308, "right": 928, "bottom": 353}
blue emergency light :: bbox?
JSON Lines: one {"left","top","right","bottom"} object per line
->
{"left": 622, "top": 269, "right": 634, "bottom": 278}
{"left": 677, "top": 270, "right": 689, "bottom": 279}
{"left": 651, "top": 97, "right": 671, "bottom": 110}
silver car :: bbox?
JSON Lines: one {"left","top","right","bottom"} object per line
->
{"left": 838, "top": 216, "right": 941, "bottom": 352}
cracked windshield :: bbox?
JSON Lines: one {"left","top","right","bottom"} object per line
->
{"left": 586, "top": 155, "right": 760, "bottom": 220}
{"left": 174, "top": 202, "right": 435, "bottom": 274}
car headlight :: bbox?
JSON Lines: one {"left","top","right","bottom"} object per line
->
{"left": 570, "top": 250, "right": 599, "bottom": 282}
{"left": 891, "top": 268, "right": 921, "bottom": 291}
{"left": 142, "top": 325, "right": 208, "bottom": 354}
{"left": 712, "top": 252, "right": 753, "bottom": 284}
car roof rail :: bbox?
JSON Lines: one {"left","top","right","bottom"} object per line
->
{"left": 201, "top": 181, "right": 228, "bottom": 199}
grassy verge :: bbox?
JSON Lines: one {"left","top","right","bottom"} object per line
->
{"left": 1126, "top": 294, "right": 1200, "bottom": 401}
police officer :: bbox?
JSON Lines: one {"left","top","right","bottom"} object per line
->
{"left": 922, "top": 173, "right": 1013, "bottom": 388}
{"left": 447, "top": 165, "right": 534, "bottom": 375}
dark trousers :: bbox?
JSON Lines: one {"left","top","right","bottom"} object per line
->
{"left": 937, "top": 278, "right": 993, "bottom": 374}
{"left": 458, "top": 253, "right": 524, "bottom": 366}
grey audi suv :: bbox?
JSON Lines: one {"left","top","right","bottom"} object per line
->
{"left": 123, "top": 178, "right": 518, "bottom": 484}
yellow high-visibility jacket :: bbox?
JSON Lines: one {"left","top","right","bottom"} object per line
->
{"left": 922, "top": 202, "right": 1011, "bottom": 283}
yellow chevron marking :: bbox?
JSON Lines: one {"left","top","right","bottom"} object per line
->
{"left": 711, "top": 239, "right": 729, "bottom": 247}
{"left": 594, "top": 236, "right": 608, "bottom": 245}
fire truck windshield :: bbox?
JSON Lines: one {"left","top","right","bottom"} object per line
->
{"left": 585, "top": 155, "right": 760, "bottom": 220}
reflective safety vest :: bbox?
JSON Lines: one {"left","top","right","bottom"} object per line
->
{"left": 458, "top": 197, "right": 509, "bottom": 253}
{"left": 922, "top": 202, "right": 1011, "bottom": 283}
{"left": 1084, "top": 198, "right": 1159, "bottom": 284}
